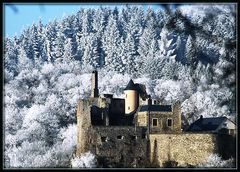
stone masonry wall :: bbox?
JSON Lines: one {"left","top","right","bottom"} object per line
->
{"left": 149, "top": 133, "right": 218, "bottom": 167}
{"left": 76, "top": 97, "right": 110, "bottom": 155}
{"left": 76, "top": 99, "right": 92, "bottom": 154}
{"left": 89, "top": 126, "right": 149, "bottom": 167}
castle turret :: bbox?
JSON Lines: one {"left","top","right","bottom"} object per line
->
{"left": 124, "top": 79, "right": 139, "bottom": 115}
{"left": 91, "top": 70, "right": 99, "bottom": 97}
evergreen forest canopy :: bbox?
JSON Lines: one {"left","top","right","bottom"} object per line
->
{"left": 4, "top": 5, "right": 236, "bottom": 167}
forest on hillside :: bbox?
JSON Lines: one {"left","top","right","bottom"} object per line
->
{"left": 4, "top": 5, "right": 236, "bottom": 167}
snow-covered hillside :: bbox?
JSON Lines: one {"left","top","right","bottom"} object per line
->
{"left": 4, "top": 4, "right": 236, "bottom": 168}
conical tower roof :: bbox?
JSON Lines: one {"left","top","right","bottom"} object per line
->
{"left": 124, "top": 79, "right": 138, "bottom": 91}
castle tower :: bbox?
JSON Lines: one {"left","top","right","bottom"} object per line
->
{"left": 124, "top": 79, "right": 139, "bottom": 115}
{"left": 91, "top": 70, "right": 99, "bottom": 97}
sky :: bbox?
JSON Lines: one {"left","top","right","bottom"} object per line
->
{"left": 3, "top": 3, "right": 162, "bottom": 38}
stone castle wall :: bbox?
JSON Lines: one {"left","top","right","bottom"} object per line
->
{"left": 76, "top": 97, "right": 110, "bottom": 155}
{"left": 76, "top": 98, "right": 235, "bottom": 167}
{"left": 89, "top": 126, "right": 149, "bottom": 167}
{"left": 76, "top": 99, "right": 92, "bottom": 154}
{"left": 149, "top": 133, "right": 218, "bottom": 167}
{"left": 76, "top": 71, "right": 236, "bottom": 167}
{"left": 76, "top": 98, "right": 150, "bottom": 167}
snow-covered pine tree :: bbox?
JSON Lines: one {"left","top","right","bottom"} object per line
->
{"left": 212, "top": 44, "right": 236, "bottom": 116}
{"left": 158, "top": 27, "right": 177, "bottom": 60}
{"left": 92, "top": 8, "right": 107, "bottom": 34}
{"left": 76, "top": 9, "right": 95, "bottom": 64}
{"left": 52, "top": 23, "right": 65, "bottom": 62}
{"left": 61, "top": 16, "right": 74, "bottom": 38}
{"left": 92, "top": 8, "right": 108, "bottom": 68}
{"left": 72, "top": 13, "right": 81, "bottom": 35}
{"left": 155, "top": 9, "right": 165, "bottom": 36}
{"left": 82, "top": 9, "right": 93, "bottom": 35}
{"left": 102, "top": 14, "right": 122, "bottom": 72}
{"left": 175, "top": 36, "right": 186, "bottom": 63}
{"left": 73, "top": 9, "right": 84, "bottom": 61}
{"left": 63, "top": 38, "right": 75, "bottom": 63}
{"left": 61, "top": 16, "right": 78, "bottom": 60}
{"left": 124, "top": 6, "right": 144, "bottom": 42}
{"left": 37, "top": 19, "right": 47, "bottom": 63}
{"left": 151, "top": 27, "right": 178, "bottom": 80}
{"left": 117, "top": 37, "right": 126, "bottom": 74}
{"left": 4, "top": 37, "right": 19, "bottom": 78}
{"left": 137, "top": 18, "right": 156, "bottom": 75}
{"left": 82, "top": 33, "right": 100, "bottom": 69}
{"left": 145, "top": 7, "right": 156, "bottom": 27}
{"left": 185, "top": 34, "right": 198, "bottom": 71}
{"left": 120, "top": 33, "right": 137, "bottom": 75}
{"left": 30, "top": 23, "right": 44, "bottom": 65}
{"left": 45, "top": 20, "right": 58, "bottom": 62}
{"left": 19, "top": 27, "right": 34, "bottom": 61}
{"left": 119, "top": 5, "right": 133, "bottom": 39}
{"left": 142, "top": 39, "right": 159, "bottom": 78}
{"left": 18, "top": 46, "right": 34, "bottom": 70}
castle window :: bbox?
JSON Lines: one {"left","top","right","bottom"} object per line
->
{"left": 229, "top": 129, "right": 235, "bottom": 135}
{"left": 131, "top": 135, "right": 137, "bottom": 140}
{"left": 128, "top": 106, "right": 130, "bottom": 110}
{"left": 167, "top": 118, "right": 172, "bottom": 127}
{"left": 101, "top": 136, "right": 108, "bottom": 142}
{"left": 152, "top": 118, "right": 158, "bottom": 127}
{"left": 142, "top": 133, "right": 146, "bottom": 139}
{"left": 126, "top": 94, "right": 127, "bottom": 98}
{"left": 117, "top": 135, "right": 124, "bottom": 140}
{"left": 223, "top": 123, "right": 228, "bottom": 127}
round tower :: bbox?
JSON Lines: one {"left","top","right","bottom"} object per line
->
{"left": 124, "top": 79, "right": 139, "bottom": 115}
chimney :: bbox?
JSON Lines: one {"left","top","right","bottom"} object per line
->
{"left": 153, "top": 100, "right": 157, "bottom": 105}
{"left": 148, "top": 96, "right": 152, "bottom": 106}
{"left": 91, "top": 70, "right": 99, "bottom": 97}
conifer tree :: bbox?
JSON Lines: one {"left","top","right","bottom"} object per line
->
{"left": 45, "top": 20, "right": 58, "bottom": 62}
{"left": 158, "top": 27, "right": 177, "bottom": 59}
{"left": 52, "top": 23, "right": 65, "bottom": 62}
{"left": 82, "top": 33, "right": 100, "bottom": 69}
{"left": 185, "top": 34, "right": 198, "bottom": 69}
{"left": 137, "top": 18, "right": 156, "bottom": 75}
{"left": 18, "top": 46, "right": 33, "bottom": 70}
{"left": 30, "top": 23, "right": 44, "bottom": 65}
{"left": 4, "top": 37, "right": 19, "bottom": 76}
{"left": 102, "top": 14, "right": 122, "bottom": 72}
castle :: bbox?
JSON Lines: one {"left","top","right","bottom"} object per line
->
{"left": 76, "top": 71, "right": 236, "bottom": 167}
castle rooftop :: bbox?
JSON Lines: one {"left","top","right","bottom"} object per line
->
{"left": 187, "top": 116, "right": 233, "bottom": 132}
{"left": 139, "top": 105, "right": 172, "bottom": 112}
{"left": 124, "top": 79, "right": 138, "bottom": 90}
